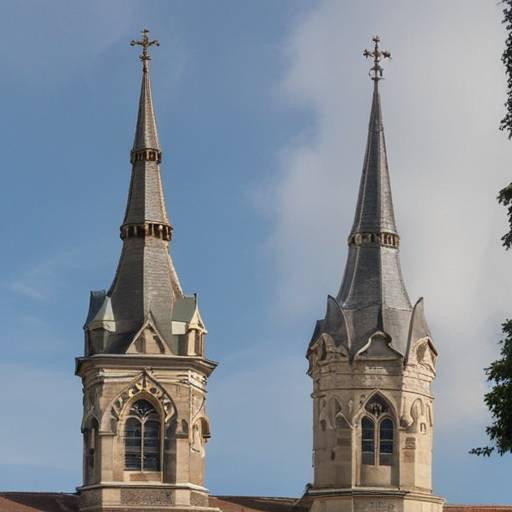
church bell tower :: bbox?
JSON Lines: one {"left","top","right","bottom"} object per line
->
{"left": 76, "top": 30, "right": 218, "bottom": 512}
{"left": 305, "top": 37, "right": 444, "bottom": 512}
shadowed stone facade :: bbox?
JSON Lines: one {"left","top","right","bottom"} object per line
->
{"left": 303, "top": 38, "right": 443, "bottom": 512}
{"left": 76, "top": 30, "right": 218, "bottom": 512}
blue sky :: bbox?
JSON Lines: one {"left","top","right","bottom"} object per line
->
{"left": 0, "top": 0, "right": 512, "bottom": 505}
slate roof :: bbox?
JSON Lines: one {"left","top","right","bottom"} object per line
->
{"left": 309, "top": 80, "right": 430, "bottom": 359}
{"left": 123, "top": 60, "right": 169, "bottom": 227}
{"left": 132, "top": 60, "right": 160, "bottom": 152}
{"left": 0, "top": 493, "right": 77, "bottom": 512}
{"left": 0, "top": 494, "right": 510, "bottom": 512}
{"left": 351, "top": 82, "right": 397, "bottom": 235}
{"left": 83, "top": 56, "right": 184, "bottom": 355}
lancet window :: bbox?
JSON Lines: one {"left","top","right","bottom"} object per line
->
{"left": 361, "top": 395, "right": 395, "bottom": 467}
{"left": 124, "top": 399, "right": 161, "bottom": 471}
{"left": 361, "top": 417, "right": 375, "bottom": 465}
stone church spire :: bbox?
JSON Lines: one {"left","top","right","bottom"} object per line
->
{"left": 349, "top": 78, "right": 398, "bottom": 236}
{"left": 311, "top": 36, "right": 427, "bottom": 360}
{"left": 131, "top": 30, "right": 161, "bottom": 154}
{"left": 77, "top": 32, "right": 218, "bottom": 512}
{"left": 304, "top": 37, "right": 443, "bottom": 512}
{"left": 340, "top": 72, "right": 410, "bottom": 325}
{"left": 84, "top": 29, "right": 184, "bottom": 355}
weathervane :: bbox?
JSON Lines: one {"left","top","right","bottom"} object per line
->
{"left": 363, "top": 36, "right": 391, "bottom": 81}
{"left": 131, "top": 28, "right": 160, "bottom": 71}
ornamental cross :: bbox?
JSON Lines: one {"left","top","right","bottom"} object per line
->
{"left": 363, "top": 35, "right": 391, "bottom": 81}
{"left": 131, "top": 28, "right": 160, "bottom": 69}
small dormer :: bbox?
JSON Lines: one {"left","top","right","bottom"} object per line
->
{"left": 84, "top": 291, "right": 116, "bottom": 355}
{"left": 172, "top": 295, "right": 207, "bottom": 356}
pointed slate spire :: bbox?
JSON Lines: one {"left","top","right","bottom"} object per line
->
{"left": 309, "top": 37, "right": 430, "bottom": 359}
{"left": 339, "top": 40, "right": 409, "bottom": 315}
{"left": 123, "top": 29, "right": 168, "bottom": 228}
{"left": 84, "top": 30, "right": 183, "bottom": 355}
{"left": 350, "top": 81, "right": 397, "bottom": 236}
{"left": 132, "top": 32, "right": 160, "bottom": 153}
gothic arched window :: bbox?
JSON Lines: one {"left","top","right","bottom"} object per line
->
{"left": 124, "top": 399, "right": 161, "bottom": 471}
{"left": 361, "top": 395, "right": 395, "bottom": 467}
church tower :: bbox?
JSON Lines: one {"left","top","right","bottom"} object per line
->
{"left": 305, "top": 37, "right": 443, "bottom": 512}
{"left": 76, "top": 30, "right": 218, "bottom": 512}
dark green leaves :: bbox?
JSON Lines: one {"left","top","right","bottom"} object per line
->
{"left": 471, "top": 320, "right": 512, "bottom": 456}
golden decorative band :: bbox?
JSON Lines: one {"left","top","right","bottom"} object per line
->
{"left": 348, "top": 231, "right": 400, "bottom": 248}
{"left": 121, "top": 222, "right": 172, "bottom": 241}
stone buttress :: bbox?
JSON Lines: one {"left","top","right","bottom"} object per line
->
{"left": 76, "top": 30, "right": 219, "bottom": 512}
{"left": 303, "top": 37, "right": 444, "bottom": 512}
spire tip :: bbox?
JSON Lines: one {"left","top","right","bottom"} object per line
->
{"left": 131, "top": 28, "right": 160, "bottom": 71}
{"left": 363, "top": 35, "right": 391, "bottom": 82}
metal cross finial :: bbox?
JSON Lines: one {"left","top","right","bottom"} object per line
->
{"left": 131, "top": 28, "right": 160, "bottom": 71}
{"left": 363, "top": 35, "right": 391, "bottom": 82}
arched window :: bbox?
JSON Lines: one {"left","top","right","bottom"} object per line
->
{"left": 124, "top": 399, "right": 161, "bottom": 471}
{"left": 361, "top": 395, "right": 395, "bottom": 467}
{"left": 361, "top": 417, "right": 375, "bottom": 465}
{"left": 379, "top": 418, "right": 394, "bottom": 466}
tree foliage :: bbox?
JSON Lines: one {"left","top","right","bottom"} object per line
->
{"left": 471, "top": 0, "right": 512, "bottom": 457}
{"left": 498, "top": 183, "right": 512, "bottom": 249}
{"left": 500, "top": 0, "right": 512, "bottom": 138}
{"left": 498, "top": 0, "right": 512, "bottom": 249}
{"left": 499, "top": 0, "right": 512, "bottom": 249}
{"left": 471, "top": 321, "right": 512, "bottom": 456}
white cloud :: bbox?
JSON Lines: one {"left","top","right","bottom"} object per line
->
{"left": 268, "top": 0, "right": 512, "bottom": 431}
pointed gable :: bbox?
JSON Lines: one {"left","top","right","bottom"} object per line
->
{"left": 126, "top": 317, "right": 169, "bottom": 355}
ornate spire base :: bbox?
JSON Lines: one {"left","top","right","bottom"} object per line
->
{"left": 299, "top": 488, "right": 444, "bottom": 512}
{"left": 78, "top": 483, "right": 221, "bottom": 512}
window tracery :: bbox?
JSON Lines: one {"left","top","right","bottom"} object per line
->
{"left": 361, "top": 395, "right": 395, "bottom": 467}
{"left": 124, "top": 399, "right": 161, "bottom": 472}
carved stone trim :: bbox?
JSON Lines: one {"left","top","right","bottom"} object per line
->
{"left": 365, "top": 394, "right": 389, "bottom": 418}
{"left": 405, "top": 437, "right": 416, "bottom": 449}
{"left": 307, "top": 333, "right": 348, "bottom": 375}
{"left": 120, "top": 222, "right": 172, "bottom": 241}
{"left": 348, "top": 231, "right": 400, "bottom": 248}
{"left": 109, "top": 371, "right": 176, "bottom": 431}
{"left": 354, "top": 391, "right": 398, "bottom": 425}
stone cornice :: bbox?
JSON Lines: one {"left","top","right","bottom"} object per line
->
{"left": 75, "top": 354, "right": 218, "bottom": 378}
{"left": 78, "top": 481, "right": 209, "bottom": 492}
